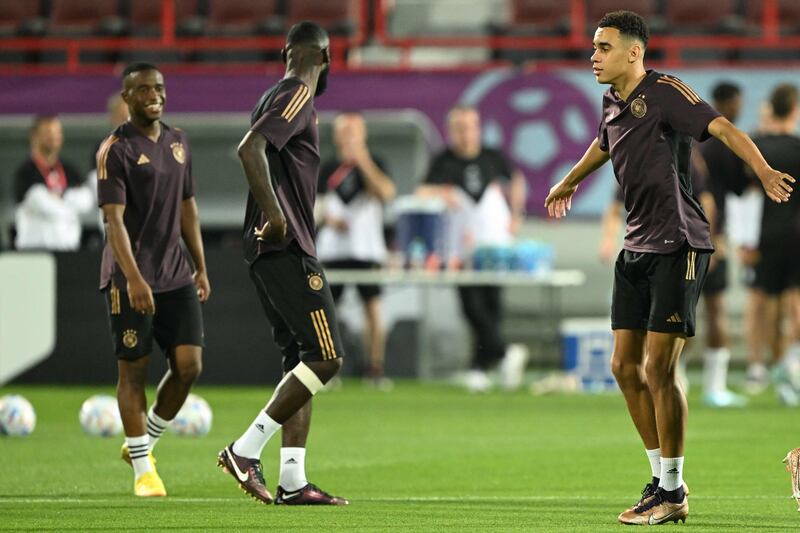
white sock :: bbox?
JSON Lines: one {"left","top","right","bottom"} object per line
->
{"left": 146, "top": 407, "right": 170, "bottom": 450}
{"left": 703, "top": 347, "right": 730, "bottom": 394}
{"left": 232, "top": 410, "right": 281, "bottom": 459}
{"left": 279, "top": 447, "right": 308, "bottom": 491}
{"left": 645, "top": 448, "right": 661, "bottom": 478}
{"left": 126, "top": 435, "right": 151, "bottom": 479}
{"left": 659, "top": 457, "right": 685, "bottom": 491}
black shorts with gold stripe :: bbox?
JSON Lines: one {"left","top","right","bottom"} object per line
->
{"left": 250, "top": 241, "right": 344, "bottom": 371}
{"left": 611, "top": 244, "right": 710, "bottom": 337}
{"left": 104, "top": 283, "right": 204, "bottom": 360}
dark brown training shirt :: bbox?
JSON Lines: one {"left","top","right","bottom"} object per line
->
{"left": 97, "top": 121, "right": 195, "bottom": 292}
{"left": 598, "top": 70, "right": 720, "bottom": 254}
{"left": 243, "top": 77, "right": 319, "bottom": 263}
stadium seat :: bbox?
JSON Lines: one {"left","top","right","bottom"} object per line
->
{"left": 746, "top": 0, "right": 800, "bottom": 35}
{"left": 206, "top": 0, "right": 284, "bottom": 36}
{"left": 48, "top": 0, "right": 126, "bottom": 36}
{"left": 500, "top": 0, "right": 571, "bottom": 36}
{"left": 128, "top": 0, "right": 204, "bottom": 37}
{"left": 0, "top": 1, "right": 45, "bottom": 37}
{"left": 666, "top": 0, "right": 744, "bottom": 34}
{"left": 286, "top": 0, "right": 359, "bottom": 36}
{"left": 586, "top": 0, "right": 662, "bottom": 32}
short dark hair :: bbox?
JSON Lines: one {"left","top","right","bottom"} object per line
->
{"left": 711, "top": 82, "right": 740, "bottom": 104}
{"left": 30, "top": 114, "right": 59, "bottom": 135}
{"left": 121, "top": 62, "right": 159, "bottom": 80}
{"left": 598, "top": 11, "right": 649, "bottom": 48}
{"left": 286, "top": 21, "right": 328, "bottom": 49}
{"left": 770, "top": 83, "right": 798, "bottom": 119}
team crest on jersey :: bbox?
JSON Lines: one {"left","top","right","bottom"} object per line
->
{"left": 122, "top": 329, "right": 138, "bottom": 349}
{"left": 631, "top": 97, "right": 647, "bottom": 119}
{"left": 308, "top": 274, "right": 324, "bottom": 291}
{"left": 171, "top": 142, "right": 186, "bottom": 164}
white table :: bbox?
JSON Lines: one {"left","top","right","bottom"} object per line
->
{"left": 325, "top": 268, "right": 586, "bottom": 378}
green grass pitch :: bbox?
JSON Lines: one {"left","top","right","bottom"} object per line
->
{"left": 0, "top": 382, "right": 798, "bottom": 531}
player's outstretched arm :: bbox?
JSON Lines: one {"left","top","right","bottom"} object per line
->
{"left": 180, "top": 197, "right": 210, "bottom": 303}
{"left": 237, "top": 130, "right": 287, "bottom": 243}
{"left": 708, "top": 116, "right": 795, "bottom": 203}
{"left": 544, "top": 139, "right": 610, "bottom": 218}
{"left": 102, "top": 203, "right": 155, "bottom": 314}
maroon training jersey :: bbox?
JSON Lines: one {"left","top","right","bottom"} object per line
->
{"left": 598, "top": 70, "right": 720, "bottom": 254}
{"left": 97, "top": 121, "right": 195, "bottom": 292}
{"left": 243, "top": 77, "right": 319, "bottom": 264}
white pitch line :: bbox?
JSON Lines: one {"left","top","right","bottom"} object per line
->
{"left": 0, "top": 495, "right": 791, "bottom": 504}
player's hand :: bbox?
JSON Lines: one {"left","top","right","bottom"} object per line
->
{"left": 254, "top": 212, "right": 287, "bottom": 244}
{"left": 127, "top": 277, "right": 155, "bottom": 314}
{"left": 758, "top": 167, "right": 794, "bottom": 203}
{"left": 598, "top": 238, "right": 616, "bottom": 264}
{"left": 326, "top": 216, "right": 348, "bottom": 233}
{"left": 544, "top": 180, "right": 578, "bottom": 219}
{"left": 193, "top": 270, "right": 211, "bottom": 303}
{"left": 508, "top": 214, "right": 523, "bottom": 236}
{"left": 738, "top": 246, "right": 760, "bottom": 267}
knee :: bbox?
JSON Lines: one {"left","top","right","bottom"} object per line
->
{"left": 306, "top": 358, "right": 343, "bottom": 384}
{"left": 643, "top": 356, "right": 673, "bottom": 391}
{"left": 174, "top": 357, "right": 202, "bottom": 386}
{"left": 610, "top": 355, "right": 642, "bottom": 389}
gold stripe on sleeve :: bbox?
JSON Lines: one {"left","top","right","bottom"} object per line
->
{"left": 657, "top": 78, "right": 699, "bottom": 104}
{"left": 97, "top": 136, "right": 119, "bottom": 180}
{"left": 284, "top": 87, "right": 311, "bottom": 123}
{"left": 665, "top": 76, "right": 702, "bottom": 102}
{"left": 280, "top": 85, "right": 307, "bottom": 119}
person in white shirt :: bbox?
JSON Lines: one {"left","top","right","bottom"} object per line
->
{"left": 316, "top": 113, "right": 396, "bottom": 388}
{"left": 13, "top": 115, "right": 93, "bottom": 251}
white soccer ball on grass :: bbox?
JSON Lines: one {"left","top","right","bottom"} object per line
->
{"left": 0, "top": 394, "right": 36, "bottom": 436}
{"left": 79, "top": 394, "right": 123, "bottom": 437}
{"left": 169, "top": 393, "right": 212, "bottom": 437}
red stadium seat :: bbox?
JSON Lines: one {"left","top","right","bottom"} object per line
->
{"left": 747, "top": 0, "right": 800, "bottom": 35}
{"left": 129, "top": 0, "right": 203, "bottom": 36}
{"left": 0, "top": 1, "right": 44, "bottom": 37}
{"left": 48, "top": 0, "right": 125, "bottom": 36}
{"left": 286, "top": 0, "right": 359, "bottom": 36}
{"left": 206, "top": 0, "right": 284, "bottom": 36}
{"left": 666, "top": 0, "right": 744, "bottom": 34}
{"left": 506, "top": 0, "right": 570, "bottom": 35}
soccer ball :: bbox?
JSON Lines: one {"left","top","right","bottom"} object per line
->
{"left": 169, "top": 394, "right": 212, "bottom": 437}
{"left": 0, "top": 394, "right": 36, "bottom": 436}
{"left": 79, "top": 395, "right": 123, "bottom": 437}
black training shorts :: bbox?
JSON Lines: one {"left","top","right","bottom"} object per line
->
{"left": 612, "top": 244, "right": 710, "bottom": 337}
{"left": 750, "top": 244, "right": 800, "bottom": 296}
{"left": 105, "top": 283, "right": 204, "bottom": 360}
{"left": 323, "top": 259, "right": 382, "bottom": 303}
{"left": 702, "top": 257, "right": 727, "bottom": 296}
{"left": 250, "top": 242, "right": 345, "bottom": 372}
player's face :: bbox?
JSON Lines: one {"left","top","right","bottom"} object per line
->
{"left": 33, "top": 119, "right": 63, "bottom": 155}
{"left": 334, "top": 115, "right": 366, "bottom": 159}
{"left": 448, "top": 109, "right": 481, "bottom": 156}
{"left": 591, "top": 27, "right": 633, "bottom": 85}
{"left": 123, "top": 70, "right": 166, "bottom": 125}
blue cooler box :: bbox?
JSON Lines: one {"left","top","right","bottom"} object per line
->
{"left": 561, "top": 318, "right": 617, "bottom": 392}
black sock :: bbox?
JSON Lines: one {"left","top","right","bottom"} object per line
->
{"left": 651, "top": 476, "right": 660, "bottom": 488}
{"left": 663, "top": 485, "right": 685, "bottom": 503}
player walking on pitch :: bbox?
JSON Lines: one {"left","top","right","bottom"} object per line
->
{"left": 544, "top": 11, "right": 794, "bottom": 525}
{"left": 217, "top": 21, "right": 348, "bottom": 506}
{"left": 97, "top": 63, "right": 210, "bottom": 497}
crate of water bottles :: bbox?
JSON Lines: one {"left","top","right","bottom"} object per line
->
{"left": 560, "top": 318, "right": 617, "bottom": 393}
{"left": 472, "top": 241, "right": 554, "bottom": 275}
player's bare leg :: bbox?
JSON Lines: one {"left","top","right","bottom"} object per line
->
{"left": 611, "top": 329, "right": 659, "bottom": 449}
{"left": 117, "top": 355, "right": 165, "bottom": 496}
{"left": 364, "top": 297, "right": 390, "bottom": 389}
{"left": 645, "top": 332, "right": 687, "bottom": 458}
{"left": 702, "top": 293, "right": 746, "bottom": 407}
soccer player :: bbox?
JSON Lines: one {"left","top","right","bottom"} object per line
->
{"left": 316, "top": 112, "right": 396, "bottom": 389}
{"left": 216, "top": 22, "right": 348, "bottom": 506}
{"left": 544, "top": 11, "right": 794, "bottom": 525}
{"left": 96, "top": 62, "right": 210, "bottom": 497}
{"left": 696, "top": 82, "right": 750, "bottom": 407}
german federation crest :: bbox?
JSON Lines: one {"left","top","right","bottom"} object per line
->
{"left": 308, "top": 274, "right": 324, "bottom": 291}
{"left": 122, "top": 329, "right": 138, "bottom": 349}
{"left": 631, "top": 97, "right": 647, "bottom": 119}
{"left": 171, "top": 142, "right": 186, "bottom": 164}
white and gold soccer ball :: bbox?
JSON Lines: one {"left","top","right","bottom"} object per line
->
{"left": 169, "top": 394, "right": 212, "bottom": 437}
{"left": 0, "top": 394, "right": 36, "bottom": 436}
{"left": 79, "top": 395, "right": 123, "bottom": 437}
